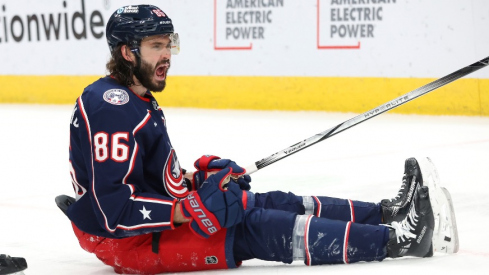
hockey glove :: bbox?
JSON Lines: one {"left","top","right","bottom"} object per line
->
{"left": 181, "top": 168, "right": 245, "bottom": 238}
{"left": 191, "top": 155, "right": 251, "bottom": 191}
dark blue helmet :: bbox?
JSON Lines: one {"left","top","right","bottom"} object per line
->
{"left": 106, "top": 5, "right": 179, "bottom": 54}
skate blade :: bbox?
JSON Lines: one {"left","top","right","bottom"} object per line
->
{"left": 417, "top": 157, "right": 459, "bottom": 254}
{"left": 432, "top": 187, "right": 460, "bottom": 253}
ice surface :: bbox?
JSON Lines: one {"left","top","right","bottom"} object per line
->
{"left": 1, "top": 104, "right": 488, "bottom": 274}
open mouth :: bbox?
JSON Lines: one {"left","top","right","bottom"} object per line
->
{"left": 155, "top": 63, "right": 169, "bottom": 81}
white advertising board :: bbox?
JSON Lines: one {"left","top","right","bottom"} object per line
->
{"left": 1, "top": 0, "right": 488, "bottom": 78}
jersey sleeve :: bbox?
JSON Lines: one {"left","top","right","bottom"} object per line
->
{"left": 75, "top": 93, "right": 177, "bottom": 238}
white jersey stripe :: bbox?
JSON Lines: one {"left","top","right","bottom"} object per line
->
{"left": 348, "top": 199, "right": 355, "bottom": 222}
{"left": 117, "top": 221, "right": 171, "bottom": 230}
{"left": 130, "top": 195, "right": 173, "bottom": 205}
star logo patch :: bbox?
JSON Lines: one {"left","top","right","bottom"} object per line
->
{"left": 140, "top": 205, "right": 152, "bottom": 220}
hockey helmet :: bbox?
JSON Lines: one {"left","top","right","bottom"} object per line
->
{"left": 106, "top": 5, "right": 180, "bottom": 55}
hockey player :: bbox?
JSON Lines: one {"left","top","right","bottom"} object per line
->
{"left": 60, "top": 4, "right": 458, "bottom": 274}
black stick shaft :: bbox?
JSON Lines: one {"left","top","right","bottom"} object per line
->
{"left": 246, "top": 56, "right": 489, "bottom": 174}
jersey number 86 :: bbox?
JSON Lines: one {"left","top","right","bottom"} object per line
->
{"left": 93, "top": 132, "right": 130, "bottom": 162}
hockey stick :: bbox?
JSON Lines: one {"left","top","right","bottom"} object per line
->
{"left": 245, "top": 56, "right": 489, "bottom": 174}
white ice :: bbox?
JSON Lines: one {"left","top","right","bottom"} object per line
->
{"left": 1, "top": 104, "right": 488, "bottom": 274}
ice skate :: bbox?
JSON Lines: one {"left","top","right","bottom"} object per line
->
{"left": 0, "top": 254, "right": 27, "bottom": 275}
{"left": 416, "top": 157, "right": 459, "bottom": 254}
{"left": 385, "top": 184, "right": 434, "bottom": 258}
{"left": 381, "top": 157, "right": 422, "bottom": 223}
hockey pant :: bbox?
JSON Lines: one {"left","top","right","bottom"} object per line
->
{"left": 72, "top": 221, "right": 237, "bottom": 274}
{"left": 233, "top": 191, "right": 390, "bottom": 265}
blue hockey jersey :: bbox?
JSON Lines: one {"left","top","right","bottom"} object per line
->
{"left": 67, "top": 76, "right": 189, "bottom": 238}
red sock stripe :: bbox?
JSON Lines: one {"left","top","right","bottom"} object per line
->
{"left": 348, "top": 199, "right": 355, "bottom": 223}
{"left": 343, "top": 221, "right": 352, "bottom": 264}
{"left": 304, "top": 215, "right": 313, "bottom": 266}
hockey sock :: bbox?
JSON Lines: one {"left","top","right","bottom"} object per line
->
{"left": 303, "top": 196, "right": 382, "bottom": 225}
{"left": 233, "top": 208, "right": 298, "bottom": 263}
{"left": 253, "top": 191, "right": 306, "bottom": 214}
{"left": 293, "top": 215, "right": 389, "bottom": 265}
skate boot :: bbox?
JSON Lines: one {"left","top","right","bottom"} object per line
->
{"left": 381, "top": 157, "right": 422, "bottom": 224}
{"left": 386, "top": 184, "right": 434, "bottom": 258}
{"left": 0, "top": 254, "right": 27, "bottom": 275}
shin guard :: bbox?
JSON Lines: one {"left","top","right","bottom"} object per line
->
{"left": 300, "top": 215, "right": 389, "bottom": 265}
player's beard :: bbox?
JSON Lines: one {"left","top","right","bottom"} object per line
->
{"left": 136, "top": 59, "right": 170, "bottom": 92}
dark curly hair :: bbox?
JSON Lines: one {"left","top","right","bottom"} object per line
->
{"left": 106, "top": 45, "right": 136, "bottom": 87}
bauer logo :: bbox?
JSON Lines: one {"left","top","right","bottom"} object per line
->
{"left": 103, "top": 89, "right": 130, "bottom": 105}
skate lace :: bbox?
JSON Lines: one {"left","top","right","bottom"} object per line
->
{"left": 387, "top": 202, "right": 419, "bottom": 243}
{"left": 396, "top": 175, "right": 408, "bottom": 199}
{"left": 388, "top": 174, "right": 408, "bottom": 202}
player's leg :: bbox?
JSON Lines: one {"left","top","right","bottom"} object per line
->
{"left": 234, "top": 181, "right": 434, "bottom": 265}
{"left": 302, "top": 181, "right": 435, "bottom": 264}
{"left": 233, "top": 208, "right": 388, "bottom": 264}
{"left": 252, "top": 191, "right": 382, "bottom": 225}
{"left": 233, "top": 208, "right": 297, "bottom": 263}
{"left": 302, "top": 195, "right": 382, "bottom": 224}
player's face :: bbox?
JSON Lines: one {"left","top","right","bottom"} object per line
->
{"left": 137, "top": 34, "right": 172, "bottom": 92}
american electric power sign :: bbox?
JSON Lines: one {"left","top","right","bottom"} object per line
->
{"left": 0, "top": 0, "right": 397, "bottom": 50}
{"left": 215, "top": 0, "right": 397, "bottom": 50}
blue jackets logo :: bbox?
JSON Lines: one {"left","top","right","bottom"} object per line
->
{"left": 163, "top": 149, "right": 189, "bottom": 199}
{"left": 103, "top": 89, "right": 130, "bottom": 105}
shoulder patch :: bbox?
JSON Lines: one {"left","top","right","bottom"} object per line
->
{"left": 103, "top": 89, "right": 130, "bottom": 105}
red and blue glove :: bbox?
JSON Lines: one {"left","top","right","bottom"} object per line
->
{"left": 190, "top": 155, "right": 251, "bottom": 191}
{"left": 181, "top": 168, "right": 245, "bottom": 238}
